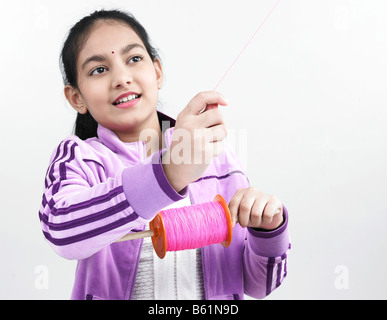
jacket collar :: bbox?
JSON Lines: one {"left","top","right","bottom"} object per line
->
{"left": 96, "top": 111, "right": 175, "bottom": 159}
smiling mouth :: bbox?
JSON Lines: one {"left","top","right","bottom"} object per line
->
{"left": 113, "top": 94, "right": 141, "bottom": 106}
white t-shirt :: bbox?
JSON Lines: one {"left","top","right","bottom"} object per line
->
{"left": 132, "top": 197, "right": 205, "bottom": 300}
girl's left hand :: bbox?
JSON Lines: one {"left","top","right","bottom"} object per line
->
{"left": 228, "top": 187, "right": 284, "bottom": 230}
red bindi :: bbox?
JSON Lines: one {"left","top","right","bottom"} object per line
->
{"left": 112, "top": 51, "right": 115, "bottom": 54}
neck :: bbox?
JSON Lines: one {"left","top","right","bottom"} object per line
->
{"left": 114, "top": 111, "right": 163, "bottom": 157}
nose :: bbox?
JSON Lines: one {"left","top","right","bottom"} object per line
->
{"left": 111, "top": 63, "right": 133, "bottom": 89}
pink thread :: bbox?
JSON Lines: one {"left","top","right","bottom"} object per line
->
{"left": 213, "top": 0, "right": 282, "bottom": 90}
{"left": 160, "top": 201, "right": 228, "bottom": 251}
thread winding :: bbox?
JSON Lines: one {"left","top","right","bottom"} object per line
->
{"left": 160, "top": 201, "right": 228, "bottom": 252}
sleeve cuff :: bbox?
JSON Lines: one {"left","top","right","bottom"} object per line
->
{"left": 247, "top": 205, "right": 290, "bottom": 257}
{"left": 121, "top": 149, "right": 187, "bottom": 221}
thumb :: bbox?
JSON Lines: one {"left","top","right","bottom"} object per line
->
{"left": 186, "top": 91, "right": 229, "bottom": 115}
{"left": 199, "top": 103, "right": 218, "bottom": 114}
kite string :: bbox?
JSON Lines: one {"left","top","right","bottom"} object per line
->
{"left": 159, "top": 1, "right": 283, "bottom": 252}
{"left": 213, "top": 0, "right": 282, "bottom": 91}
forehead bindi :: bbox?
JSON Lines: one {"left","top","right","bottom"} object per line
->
{"left": 78, "top": 21, "right": 144, "bottom": 66}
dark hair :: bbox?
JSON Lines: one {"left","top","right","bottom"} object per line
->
{"left": 60, "top": 9, "right": 160, "bottom": 140}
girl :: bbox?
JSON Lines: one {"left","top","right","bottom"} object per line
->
{"left": 39, "top": 9, "right": 290, "bottom": 300}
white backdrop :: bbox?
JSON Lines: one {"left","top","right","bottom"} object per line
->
{"left": 0, "top": 0, "right": 386, "bottom": 299}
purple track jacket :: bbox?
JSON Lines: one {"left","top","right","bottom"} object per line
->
{"left": 39, "top": 112, "right": 290, "bottom": 300}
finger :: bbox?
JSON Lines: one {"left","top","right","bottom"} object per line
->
{"left": 248, "top": 199, "right": 264, "bottom": 228}
{"left": 228, "top": 188, "right": 246, "bottom": 227}
{"left": 200, "top": 103, "right": 218, "bottom": 114}
{"left": 262, "top": 197, "right": 282, "bottom": 225}
{"left": 237, "top": 192, "right": 256, "bottom": 228}
{"left": 186, "top": 91, "right": 228, "bottom": 115}
{"left": 198, "top": 107, "right": 225, "bottom": 128}
{"left": 204, "top": 124, "right": 227, "bottom": 143}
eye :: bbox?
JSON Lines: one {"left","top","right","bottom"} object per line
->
{"left": 128, "top": 56, "right": 143, "bottom": 64}
{"left": 90, "top": 66, "right": 107, "bottom": 76}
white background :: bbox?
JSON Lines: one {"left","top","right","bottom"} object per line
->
{"left": 0, "top": 0, "right": 386, "bottom": 299}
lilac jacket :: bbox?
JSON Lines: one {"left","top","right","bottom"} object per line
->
{"left": 39, "top": 112, "right": 290, "bottom": 300}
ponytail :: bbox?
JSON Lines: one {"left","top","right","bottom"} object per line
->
{"left": 74, "top": 111, "right": 98, "bottom": 140}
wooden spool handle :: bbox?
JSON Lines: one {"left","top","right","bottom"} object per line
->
{"left": 115, "top": 229, "right": 154, "bottom": 242}
{"left": 115, "top": 205, "right": 281, "bottom": 243}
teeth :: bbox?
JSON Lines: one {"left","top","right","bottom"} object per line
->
{"left": 115, "top": 94, "right": 139, "bottom": 105}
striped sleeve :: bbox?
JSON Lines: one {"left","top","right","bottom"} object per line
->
{"left": 243, "top": 206, "right": 291, "bottom": 299}
{"left": 39, "top": 140, "right": 148, "bottom": 260}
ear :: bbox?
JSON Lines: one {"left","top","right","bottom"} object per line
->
{"left": 64, "top": 84, "right": 88, "bottom": 114}
{"left": 153, "top": 58, "right": 163, "bottom": 90}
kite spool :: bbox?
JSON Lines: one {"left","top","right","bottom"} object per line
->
{"left": 117, "top": 195, "right": 232, "bottom": 259}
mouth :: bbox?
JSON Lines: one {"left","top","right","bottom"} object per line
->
{"left": 113, "top": 93, "right": 142, "bottom": 106}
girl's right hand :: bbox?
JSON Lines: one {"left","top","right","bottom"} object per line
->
{"left": 162, "top": 91, "right": 229, "bottom": 192}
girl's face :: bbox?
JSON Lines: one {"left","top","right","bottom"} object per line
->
{"left": 66, "top": 20, "right": 163, "bottom": 142}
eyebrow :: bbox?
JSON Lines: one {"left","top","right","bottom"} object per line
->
{"left": 81, "top": 43, "right": 146, "bottom": 70}
{"left": 121, "top": 43, "right": 145, "bottom": 55}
